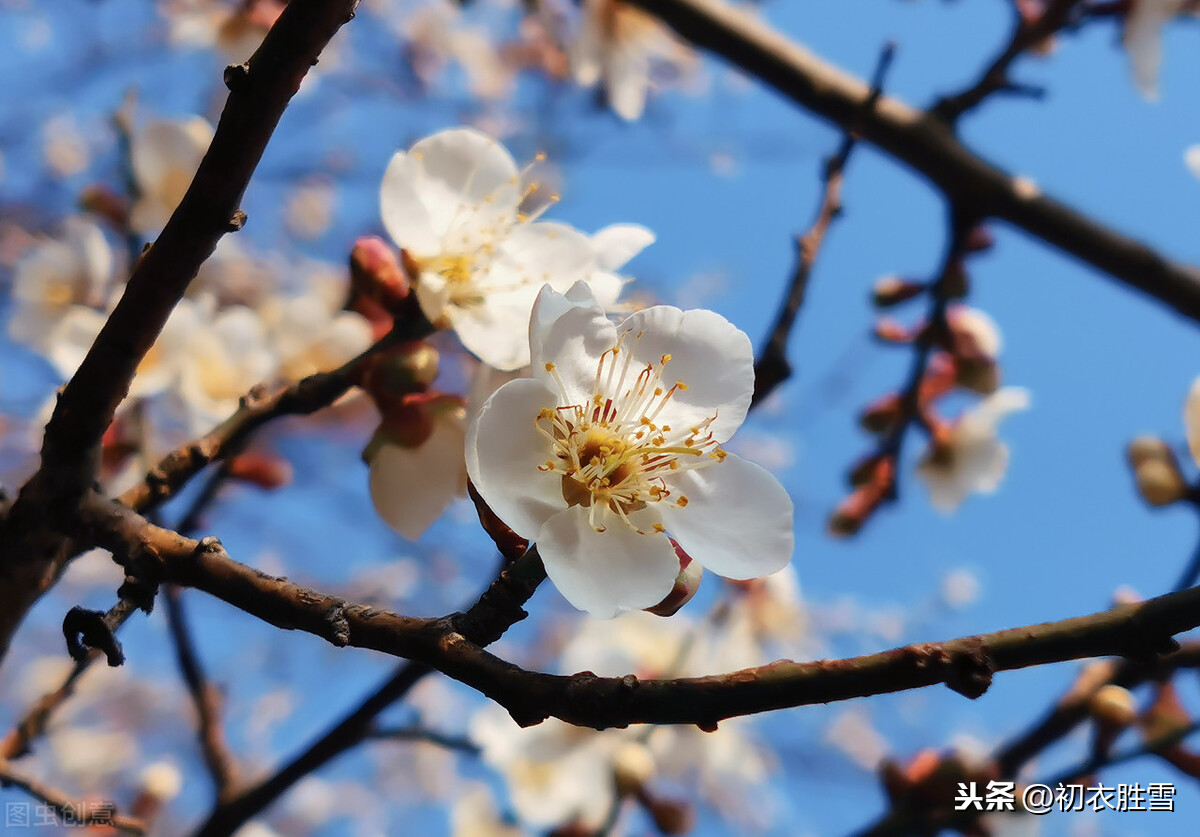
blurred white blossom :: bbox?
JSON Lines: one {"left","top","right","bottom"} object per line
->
{"left": 916, "top": 387, "right": 1031, "bottom": 513}
{"left": 1123, "top": 0, "right": 1200, "bottom": 99}
{"left": 568, "top": 0, "right": 696, "bottom": 121}
{"left": 7, "top": 217, "right": 114, "bottom": 356}
{"left": 130, "top": 116, "right": 214, "bottom": 234}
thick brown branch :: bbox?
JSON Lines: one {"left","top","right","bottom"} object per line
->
{"left": 0, "top": 759, "right": 145, "bottom": 834}
{"left": 0, "top": 0, "right": 360, "bottom": 664}
{"left": 626, "top": 0, "right": 1200, "bottom": 323}
{"left": 76, "top": 494, "right": 1200, "bottom": 732}
{"left": 192, "top": 551, "right": 544, "bottom": 837}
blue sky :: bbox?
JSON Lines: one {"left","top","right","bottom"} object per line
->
{"left": 2, "top": 1, "right": 1200, "bottom": 835}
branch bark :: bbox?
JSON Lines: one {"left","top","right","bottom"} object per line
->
{"left": 627, "top": 0, "right": 1200, "bottom": 323}
{"left": 76, "top": 493, "right": 1200, "bottom": 732}
{"left": 0, "top": 0, "right": 361, "bottom": 664}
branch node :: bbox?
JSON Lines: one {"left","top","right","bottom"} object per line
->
{"left": 944, "top": 639, "right": 995, "bottom": 700}
{"left": 223, "top": 62, "right": 250, "bottom": 91}
{"left": 117, "top": 572, "right": 159, "bottom": 615}
{"left": 62, "top": 606, "right": 125, "bottom": 667}
{"left": 326, "top": 603, "right": 351, "bottom": 647}
{"left": 196, "top": 536, "right": 224, "bottom": 555}
{"left": 227, "top": 210, "right": 248, "bottom": 232}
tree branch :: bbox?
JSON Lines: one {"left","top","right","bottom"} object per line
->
{"left": 0, "top": 759, "right": 146, "bottom": 834}
{"left": 118, "top": 319, "right": 430, "bottom": 517}
{"left": 164, "top": 585, "right": 240, "bottom": 802}
{"left": 626, "top": 0, "right": 1200, "bottom": 323}
{"left": 74, "top": 493, "right": 1200, "bottom": 732}
{"left": 191, "top": 550, "right": 544, "bottom": 837}
{"left": 0, "top": 0, "right": 362, "bottom": 664}
{"left": 753, "top": 41, "right": 896, "bottom": 406}
{"left": 933, "top": 0, "right": 1084, "bottom": 123}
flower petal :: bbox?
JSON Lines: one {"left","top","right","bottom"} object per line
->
{"left": 380, "top": 151, "right": 442, "bottom": 257}
{"left": 616, "top": 305, "right": 754, "bottom": 442}
{"left": 466, "top": 377, "right": 563, "bottom": 537}
{"left": 536, "top": 505, "right": 680, "bottom": 617}
{"left": 529, "top": 284, "right": 619, "bottom": 403}
{"left": 591, "top": 223, "right": 655, "bottom": 273}
{"left": 486, "top": 221, "right": 597, "bottom": 293}
{"left": 409, "top": 128, "right": 520, "bottom": 248}
{"left": 1186, "top": 375, "right": 1200, "bottom": 467}
{"left": 661, "top": 453, "right": 793, "bottom": 580}
{"left": 450, "top": 287, "right": 544, "bottom": 371}
{"left": 370, "top": 413, "right": 466, "bottom": 541}
{"left": 607, "top": 40, "right": 652, "bottom": 121}
{"left": 1123, "top": 0, "right": 1172, "bottom": 99}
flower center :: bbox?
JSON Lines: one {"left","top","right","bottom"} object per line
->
{"left": 536, "top": 336, "right": 726, "bottom": 534}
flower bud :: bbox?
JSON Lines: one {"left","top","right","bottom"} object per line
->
{"left": 139, "top": 761, "right": 183, "bottom": 802}
{"left": 859, "top": 394, "right": 902, "bottom": 435}
{"left": 873, "top": 318, "right": 914, "bottom": 344}
{"left": 361, "top": 342, "right": 441, "bottom": 408}
{"left": 643, "top": 795, "right": 694, "bottom": 836}
{"left": 78, "top": 184, "right": 129, "bottom": 229}
{"left": 646, "top": 541, "right": 703, "bottom": 617}
{"left": 227, "top": 451, "right": 293, "bottom": 490}
{"left": 964, "top": 225, "right": 995, "bottom": 253}
{"left": 350, "top": 236, "right": 410, "bottom": 310}
{"left": 613, "top": 741, "right": 657, "bottom": 795}
{"left": 1134, "top": 458, "right": 1187, "bottom": 507}
{"left": 872, "top": 276, "right": 926, "bottom": 309}
{"left": 1127, "top": 436, "right": 1172, "bottom": 469}
{"left": 1089, "top": 685, "right": 1137, "bottom": 730}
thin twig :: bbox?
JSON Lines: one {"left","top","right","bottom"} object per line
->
{"left": 0, "top": 759, "right": 146, "bottom": 834}
{"left": 190, "top": 549, "right": 546, "bottom": 837}
{"left": 752, "top": 41, "right": 896, "bottom": 406}
{"left": 932, "top": 0, "right": 1085, "bottom": 123}
{"left": 625, "top": 0, "right": 1200, "bottom": 323}
{"left": 164, "top": 585, "right": 240, "bottom": 802}
{"left": 367, "top": 725, "right": 482, "bottom": 755}
{"left": 0, "top": 598, "right": 138, "bottom": 760}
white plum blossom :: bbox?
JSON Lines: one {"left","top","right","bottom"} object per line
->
{"left": 450, "top": 784, "right": 524, "bottom": 837}
{"left": 368, "top": 400, "right": 469, "bottom": 540}
{"left": 174, "top": 304, "right": 277, "bottom": 433}
{"left": 130, "top": 116, "right": 214, "bottom": 234}
{"left": 467, "top": 283, "right": 794, "bottom": 616}
{"left": 916, "top": 387, "right": 1031, "bottom": 513}
{"left": 1123, "top": 0, "right": 1199, "bottom": 99}
{"left": 261, "top": 294, "right": 373, "bottom": 384}
{"left": 472, "top": 610, "right": 772, "bottom": 830}
{"left": 399, "top": 0, "right": 515, "bottom": 101}
{"left": 7, "top": 218, "right": 114, "bottom": 356}
{"left": 569, "top": 0, "right": 696, "bottom": 121}
{"left": 380, "top": 127, "right": 650, "bottom": 371}
{"left": 472, "top": 709, "right": 621, "bottom": 830}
